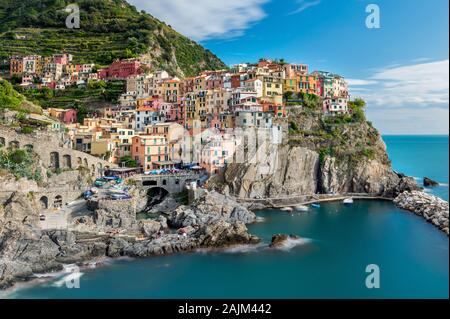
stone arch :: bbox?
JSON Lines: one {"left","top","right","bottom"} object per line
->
{"left": 39, "top": 196, "right": 48, "bottom": 209}
{"left": 9, "top": 140, "right": 19, "bottom": 149}
{"left": 143, "top": 180, "right": 158, "bottom": 187}
{"left": 53, "top": 195, "right": 63, "bottom": 208}
{"left": 83, "top": 158, "right": 88, "bottom": 167}
{"left": 91, "top": 164, "right": 95, "bottom": 176}
{"left": 50, "top": 151, "right": 60, "bottom": 169}
{"left": 76, "top": 157, "right": 82, "bottom": 166}
{"left": 24, "top": 144, "right": 33, "bottom": 152}
{"left": 62, "top": 154, "right": 72, "bottom": 169}
{"left": 0, "top": 137, "right": 5, "bottom": 147}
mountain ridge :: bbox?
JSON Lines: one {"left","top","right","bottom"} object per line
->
{"left": 0, "top": 0, "right": 227, "bottom": 77}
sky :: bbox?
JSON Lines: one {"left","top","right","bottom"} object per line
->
{"left": 129, "top": 0, "right": 449, "bottom": 135}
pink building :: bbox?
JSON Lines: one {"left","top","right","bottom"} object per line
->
{"left": 206, "top": 76, "right": 223, "bottom": 90}
{"left": 53, "top": 53, "right": 71, "bottom": 65}
{"left": 62, "top": 109, "right": 78, "bottom": 124}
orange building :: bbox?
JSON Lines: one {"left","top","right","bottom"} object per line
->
{"left": 132, "top": 135, "right": 169, "bottom": 171}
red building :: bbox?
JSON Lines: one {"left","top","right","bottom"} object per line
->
{"left": 231, "top": 74, "right": 241, "bottom": 88}
{"left": 98, "top": 59, "right": 142, "bottom": 80}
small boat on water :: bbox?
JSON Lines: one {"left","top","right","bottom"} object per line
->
{"left": 295, "top": 205, "right": 309, "bottom": 212}
{"left": 311, "top": 203, "right": 321, "bottom": 208}
{"left": 343, "top": 198, "right": 354, "bottom": 205}
{"left": 280, "top": 207, "right": 294, "bottom": 212}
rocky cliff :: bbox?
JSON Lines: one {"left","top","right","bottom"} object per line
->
{"left": 0, "top": 190, "right": 259, "bottom": 289}
{"left": 224, "top": 108, "right": 419, "bottom": 199}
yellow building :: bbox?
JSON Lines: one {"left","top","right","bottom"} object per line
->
{"left": 194, "top": 75, "right": 207, "bottom": 92}
{"left": 162, "top": 79, "right": 180, "bottom": 103}
{"left": 111, "top": 128, "right": 135, "bottom": 162}
{"left": 261, "top": 75, "right": 283, "bottom": 97}
{"left": 283, "top": 78, "right": 298, "bottom": 93}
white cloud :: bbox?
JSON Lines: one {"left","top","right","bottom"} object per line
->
{"left": 367, "top": 107, "right": 449, "bottom": 135}
{"left": 289, "top": 0, "right": 321, "bottom": 15}
{"left": 128, "top": 0, "right": 269, "bottom": 41}
{"left": 350, "top": 60, "right": 449, "bottom": 134}
{"left": 349, "top": 60, "right": 449, "bottom": 107}
{"left": 346, "top": 79, "right": 378, "bottom": 86}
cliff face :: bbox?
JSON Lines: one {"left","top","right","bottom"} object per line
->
{"left": 225, "top": 144, "right": 320, "bottom": 198}
{"left": 224, "top": 109, "right": 419, "bottom": 199}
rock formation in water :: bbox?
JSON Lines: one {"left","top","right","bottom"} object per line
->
{"left": 423, "top": 177, "right": 440, "bottom": 187}
{"left": 269, "top": 234, "right": 301, "bottom": 248}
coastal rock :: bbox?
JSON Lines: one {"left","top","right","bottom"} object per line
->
{"left": 107, "top": 237, "right": 131, "bottom": 257}
{"left": 225, "top": 145, "right": 319, "bottom": 199}
{"left": 394, "top": 191, "right": 449, "bottom": 235}
{"left": 424, "top": 177, "right": 439, "bottom": 187}
{"left": 168, "top": 191, "right": 256, "bottom": 227}
{"left": 223, "top": 120, "right": 421, "bottom": 202}
{"left": 139, "top": 219, "right": 162, "bottom": 237}
{"left": 89, "top": 198, "right": 139, "bottom": 231}
{"left": 269, "top": 234, "right": 300, "bottom": 248}
{"left": 194, "top": 219, "right": 260, "bottom": 248}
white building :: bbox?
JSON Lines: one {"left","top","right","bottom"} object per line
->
{"left": 323, "top": 97, "right": 348, "bottom": 115}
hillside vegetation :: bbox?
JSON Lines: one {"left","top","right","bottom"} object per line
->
{"left": 0, "top": 0, "right": 226, "bottom": 76}
{"left": 0, "top": 79, "right": 42, "bottom": 113}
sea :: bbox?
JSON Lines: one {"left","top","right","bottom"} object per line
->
{"left": 4, "top": 135, "right": 449, "bottom": 299}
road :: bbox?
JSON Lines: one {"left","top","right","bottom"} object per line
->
{"left": 39, "top": 199, "right": 89, "bottom": 230}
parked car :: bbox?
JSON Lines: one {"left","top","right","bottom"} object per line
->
{"left": 83, "top": 190, "right": 94, "bottom": 200}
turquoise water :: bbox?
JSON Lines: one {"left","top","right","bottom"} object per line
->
{"left": 383, "top": 135, "right": 449, "bottom": 201}
{"left": 7, "top": 136, "right": 449, "bottom": 299}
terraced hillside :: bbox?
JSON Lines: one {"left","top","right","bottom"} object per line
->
{"left": 0, "top": 0, "right": 227, "bottom": 76}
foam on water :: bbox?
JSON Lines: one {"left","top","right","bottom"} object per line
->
{"left": 271, "top": 237, "right": 312, "bottom": 252}
{"left": 223, "top": 243, "right": 266, "bottom": 254}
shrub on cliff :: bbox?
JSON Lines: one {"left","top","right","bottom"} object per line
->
{"left": 0, "top": 79, "right": 23, "bottom": 110}
{"left": 0, "top": 148, "right": 42, "bottom": 181}
{"left": 348, "top": 98, "right": 366, "bottom": 122}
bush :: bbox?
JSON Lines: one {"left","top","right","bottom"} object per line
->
{"left": 21, "top": 126, "right": 34, "bottom": 134}
{"left": 0, "top": 148, "right": 42, "bottom": 181}
{"left": 120, "top": 156, "right": 138, "bottom": 168}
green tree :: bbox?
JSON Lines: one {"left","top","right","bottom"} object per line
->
{"left": 120, "top": 156, "right": 138, "bottom": 168}
{"left": 348, "top": 98, "right": 367, "bottom": 122}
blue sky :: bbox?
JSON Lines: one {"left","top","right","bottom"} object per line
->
{"left": 130, "top": 0, "right": 449, "bottom": 134}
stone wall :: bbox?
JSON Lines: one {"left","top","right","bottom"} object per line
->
{"left": 0, "top": 126, "right": 117, "bottom": 210}
{"left": 0, "top": 126, "right": 114, "bottom": 177}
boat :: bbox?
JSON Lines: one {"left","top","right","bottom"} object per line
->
{"left": 343, "top": 198, "right": 354, "bottom": 205}
{"left": 295, "top": 205, "right": 309, "bottom": 212}
{"left": 311, "top": 203, "right": 321, "bottom": 208}
{"left": 280, "top": 207, "right": 294, "bottom": 212}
